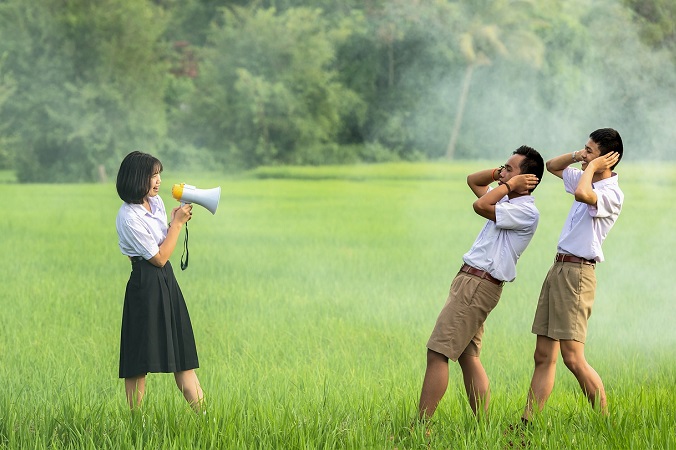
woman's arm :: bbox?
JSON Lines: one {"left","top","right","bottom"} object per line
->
{"left": 147, "top": 203, "right": 192, "bottom": 267}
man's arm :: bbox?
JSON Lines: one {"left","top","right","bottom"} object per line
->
{"left": 574, "top": 152, "right": 620, "bottom": 205}
{"left": 472, "top": 183, "right": 510, "bottom": 222}
{"left": 467, "top": 168, "right": 500, "bottom": 198}
{"left": 472, "top": 174, "right": 540, "bottom": 221}
{"left": 546, "top": 151, "right": 579, "bottom": 179}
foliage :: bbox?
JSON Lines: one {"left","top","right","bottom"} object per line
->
{"left": 623, "top": 0, "right": 676, "bottom": 63}
{"left": 175, "top": 6, "right": 365, "bottom": 168}
{"left": 0, "top": 0, "right": 168, "bottom": 182}
{"left": 0, "top": 0, "right": 675, "bottom": 181}
{"left": 342, "top": 0, "right": 462, "bottom": 159}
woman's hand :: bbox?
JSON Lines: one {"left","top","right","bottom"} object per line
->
{"left": 170, "top": 204, "right": 193, "bottom": 227}
{"left": 150, "top": 204, "right": 193, "bottom": 267}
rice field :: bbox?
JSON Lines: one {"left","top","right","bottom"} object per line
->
{"left": 1, "top": 162, "right": 674, "bottom": 449}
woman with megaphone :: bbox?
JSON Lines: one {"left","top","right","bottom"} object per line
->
{"left": 115, "top": 151, "right": 205, "bottom": 413}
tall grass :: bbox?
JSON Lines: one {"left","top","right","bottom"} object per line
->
{"left": 1, "top": 162, "right": 674, "bottom": 449}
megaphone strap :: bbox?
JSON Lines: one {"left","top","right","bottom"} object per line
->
{"left": 180, "top": 223, "right": 189, "bottom": 270}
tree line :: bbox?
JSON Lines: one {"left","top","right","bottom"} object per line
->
{"left": 0, "top": 0, "right": 674, "bottom": 182}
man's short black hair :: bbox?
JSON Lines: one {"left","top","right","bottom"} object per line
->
{"left": 590, "top": 128, "right": 623, "bottom": 170}
{"left": 116, "top": 151, "right": 163, "bottom": 204}
{"left": 513, "top": 145, "right": 544, "bottom": 192}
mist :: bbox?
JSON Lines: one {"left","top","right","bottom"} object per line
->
{"left": 0, "top": 0, "right": 674, "bottom": 181}
{"left": 389, "top": 0, "right": 676, "bottom": 356}
{"left": 404, "top": 0, "right": 676, "bottom": 161}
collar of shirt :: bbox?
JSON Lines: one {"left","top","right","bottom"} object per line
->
{"left": 129, "top": 202, "right": 152, "bottom": 218}
{"left": 504, "top": 194, "right": 535, "bottom": 205}
{"left": 592, "top": 172, "right": 619, "bottom": 189}
{"left": 128, "top": 195, "right": 161, "bottom": 217}
{"left": 489, "top": 186, "right": 535, "bottom": 206}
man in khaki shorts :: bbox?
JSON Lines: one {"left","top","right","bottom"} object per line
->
{"left": 521, "top": 128, "right": 624, "bottom": 422}
{"left": 418, "top": 146, "right": 544, "bottom": 420}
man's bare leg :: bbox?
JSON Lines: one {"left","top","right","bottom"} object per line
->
{"left": 458, "top": 353, "right": 490, "bottom": 417}
{"left": 560, "top": 339, "right": 607, "bottom": 415}
{"left": 522, "top": 335, "right": 559, "bottom": 421}
{"left": 418, "top": 349, "right": 449, "bottom": 420}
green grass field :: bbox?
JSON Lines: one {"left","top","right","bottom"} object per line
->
{"left": 1, "top": 162, "right": 674, "bottom": 449}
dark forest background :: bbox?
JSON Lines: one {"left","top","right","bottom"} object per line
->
{"left": 0, "top": 0, "right": 674, "bottom": 182}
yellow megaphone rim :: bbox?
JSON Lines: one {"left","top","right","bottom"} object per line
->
{"left": 171, "top": 183, "right": 185, "bottom": 201}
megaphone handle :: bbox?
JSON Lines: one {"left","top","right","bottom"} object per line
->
{"left": 177, "top": 201, "right": 189, "bottom": 270}
{"left": 180, "top": 222, "right": 189, "bottom": 270}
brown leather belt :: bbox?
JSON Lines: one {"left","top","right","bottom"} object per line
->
{"left": 555, "top": 253, "right": 595, "bottom": 266}
{"left": 459, "top": 264, "right": 504, "bottom": 286}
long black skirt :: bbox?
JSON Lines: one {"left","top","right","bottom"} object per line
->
{"left": 119, "top": 259, "right": 199, "bottom": 378}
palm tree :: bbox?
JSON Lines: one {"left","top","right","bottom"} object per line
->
{"left": 446, "top": 0, "right": 545, "bottom": 159}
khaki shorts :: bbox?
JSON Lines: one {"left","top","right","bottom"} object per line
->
{"left": 531, "top": 261, "right": 596, "bottom": 343}
{"left": 427, "top": 271, "right": 503, "bottom": 362}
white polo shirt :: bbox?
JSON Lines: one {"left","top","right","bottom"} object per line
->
{"left": 462, "top": 189, "right": 540, "bottom": 282}
{"left": 116, "top": 195, "right": 168, "bottom": 260}
{"left": 556, "top": 167, "right": 623, "bottom": 262}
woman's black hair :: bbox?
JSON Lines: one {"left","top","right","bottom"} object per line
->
{"left": 116, "top": 151, "right": 163, "bottom": 204}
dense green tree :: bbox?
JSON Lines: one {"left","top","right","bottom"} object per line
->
{"left": 335, "top": 0, "right": 461, "bottom": 159}
{"left": 176, "top": 6, "right": 364, "bottom": 168}
{"left": 0, "top": 0, "right": 674, "bottom": 181}
{"left": 0, "top": 0, "right": 168, "bottom": 182}
{"left": 623, "top": 0, "right": 676, "bottom": 62}
{"left": 159, "top": 0, "right": 239, "bottom": 47}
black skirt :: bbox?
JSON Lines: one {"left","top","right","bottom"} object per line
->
{"left": 119, "top": 259, "right": 199, "bottom": 378}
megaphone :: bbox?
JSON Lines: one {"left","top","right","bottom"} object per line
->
{"left": 171, "top": 183, "right": 221, "bottom": 215}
